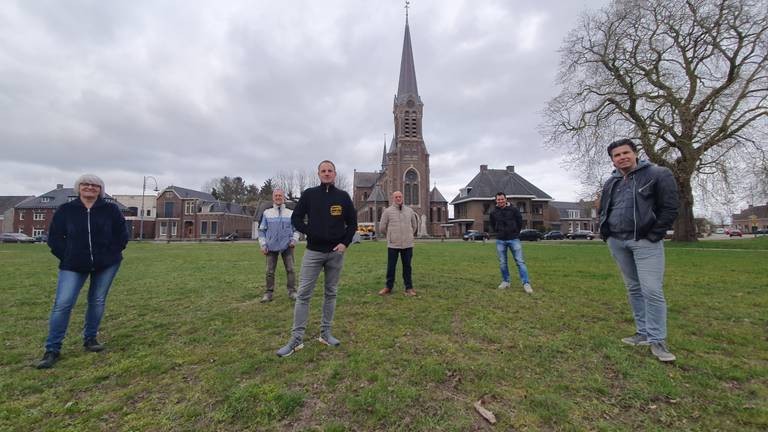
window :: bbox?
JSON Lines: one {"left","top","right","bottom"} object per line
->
{"left": 201, "top": 221, "right": 208, "bottom": 236}
{"left": 164, "top": 202, "right": 174, "bottom": 218}
{"left": 184, "top": 201, "right": 195, "bottom": 215}
{"left": 165, "top": 191, "right": 173, "bottom": 198}
{"left": 483, "top": 203, "right": 491, "bottom": 214}
{"left": 171, "top": 221, "right": 177, "bottom": 236}
{"left": 437, "top": 207, "right": 442, "bottom": 222}
{"left": 404, "top": 169, "right": 419, "bottom": 206}
{"left": 210, "top": 221, "right": 218, "bottom": 235}
{"left": 33, "top": 212, "right": 45, "bottom": 221}
{"left": 33, "top": 228, "right": 45, "bottom": 237}
{"left": 146, "top": 209, "right": 152, "bottom": 217}
{"left": 18, "top": 211, "right": 24, "bottom": 220}
{"left": 517, "top": 202, "right": 527, "bottom": 213}
{"left": 159, "top": 222, "right": 167, "bottom": 236}
{"left": 534, "top": 205, "right": 543, "bottom": 215}
{"left": 568, "top": 209, "right": 580, "bottom": 219}
{"left": 41, "top": 196, "right": 52, "bottom": 203}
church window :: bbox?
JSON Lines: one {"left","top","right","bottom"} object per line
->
{"left": 404, "top": 169, "right": 419, "bottom": 205}
{"left": 437, "top": 207, "right": 442, "bottom": 222}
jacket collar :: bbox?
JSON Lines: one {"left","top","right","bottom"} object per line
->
{"left": 611, "top": 159, "right": 652, "bottom": 178}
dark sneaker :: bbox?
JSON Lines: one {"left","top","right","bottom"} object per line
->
{"left": 621, "top": 333, "right": 650, "bottom": 346}
{"left": 404, "top": 288, "right": 417, "bottom": 297}
{"left": 378, "top": 287, "right": 392, "bottom": 296}
{"left": 84, "top": 338, "right": 105, "bottom": 352}
{"left": 288, "top": 291, "right": 297, "bottom": 301}
{"left": 36, "top": 351, "right": 60, "bottom": 369}
{"left": 318, "top": 332, "right": 340, "bottom": 347}
{"left": 651, "top": 341, "right": 676, "bottom": 362}
{"left": 260, "top": 293, "right": 273, "bottom": 303}
{"left": 276, "top": 338, "right": 304, "bottom": 358}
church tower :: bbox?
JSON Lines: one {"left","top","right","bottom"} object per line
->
{"left": 352, "top": 8, "right": 449, "bottom": 236}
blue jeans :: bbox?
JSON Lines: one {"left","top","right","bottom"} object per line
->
{"left": 44, "top": 263, "right": 121, "bottom": 352}
{"left": 607, "top": 237, "right": 667, "bottom": 342}
{"left": 496, "top": 239, "right": 529, "bottom": 284}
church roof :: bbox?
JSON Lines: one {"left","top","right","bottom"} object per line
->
{"left": 450, "top": 165, "right": 553, "bottom": 204}
{"left": 367, "top": 185, "right": 388, "bottom": 202}
{"left": 430, "top": 187, "right": 447, "bottom": 203}
{"left": 396, "top": 18, "right": 419, "bottom": 103}
{"left": 353, "top": 171, "right": 379, "bottom": 188}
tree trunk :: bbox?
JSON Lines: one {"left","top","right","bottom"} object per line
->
{"left": 672, "top": 175, "right": 697, "bottom": 242}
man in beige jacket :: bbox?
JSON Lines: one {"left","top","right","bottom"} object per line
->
{"left": 378, "top": 191, "right": 419, "bottom": 296}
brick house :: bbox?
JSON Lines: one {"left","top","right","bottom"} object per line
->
{"left": 12, "top": 184, "right": 127, "bottom": 237}
{"left": 154, "top": 186, "right": 255, "bottom": 240}
{"left": 732, "top": 202, "right": 768, "bottom": 233}
{"left": 449, "top": 165, "right": 553, "bottom": 237}
{"left": 547, "top": 200, "right": 599, "bottom": 234}
{"left": 0, "top": 196, "right": 33, "bottom": 233}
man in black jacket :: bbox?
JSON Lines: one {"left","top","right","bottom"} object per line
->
{"left": 598, "top": 139, "right": 679, "bottom": 362}
{"left": 489, "top": 192, "right": 532, "bottom": 294}
{"left": 277, "top": 160, "right": 357, "bottom": 358}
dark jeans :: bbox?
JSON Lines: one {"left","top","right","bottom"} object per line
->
{"left": 265, "top": 248, "right": 296, "bottom": 294}
{"left": 386, "top": 247, "right": 413, "bottom": 290}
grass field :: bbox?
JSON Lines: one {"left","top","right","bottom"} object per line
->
{"left": 1, "top": 238, "right": 766, "bottom": 431}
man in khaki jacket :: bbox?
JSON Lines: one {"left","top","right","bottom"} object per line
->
{"left": 378, "top": 191, "right": 419, "bottom": 296}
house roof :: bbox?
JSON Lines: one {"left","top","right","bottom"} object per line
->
{"left": 367, "top": 185, "right": 388, "bottom": 203}
{"left": 165, "top": 186, "right": 216, "bottom": 201}
{"left": 549, "top": 201, "right": 596, "bottom": 219}
{"left": 15, "top": 187, "right": 125, "bottom": 210}
{"left": 0, "top": 196, "right": 33, "bottom": 213}
{"left": 732, "top": 203, "right": 768, "bottom": 220}
{"left": 450, "top": 165, "right": 553, "bottom": 204}
{"left": 430, "top": 187, "right": 447, "bottom": 203}
{"left": 353, "top": 171, "right": 379, "bottom": 188}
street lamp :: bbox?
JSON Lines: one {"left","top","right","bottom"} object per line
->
{"left": 139, "top": 176, "right": 159, "bottom": 241}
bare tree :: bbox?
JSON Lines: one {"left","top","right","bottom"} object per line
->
{"left": 542, "top": 0, "right": 768, "bottom": 241}
{"left": 274, "top": 168, "right": 352, "bottom": 198}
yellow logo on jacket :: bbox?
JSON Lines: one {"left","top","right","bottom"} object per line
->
{"left": 330, "top": 205, "right": 342, "bottom": 216}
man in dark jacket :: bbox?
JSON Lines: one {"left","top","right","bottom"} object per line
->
{"left": 598, "top": 138, "right": 679, "bottom": 362}
{"left": 489, "top": 192, "right": 532, "bottom": 293}
{"left": 276, "top": 160, "right": 357, "bottom": 358}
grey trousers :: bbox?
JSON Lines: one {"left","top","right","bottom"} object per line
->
{"left": 265, "top": 249, "right": 295, "bottom": 294}
{"left": 290, "top": 249, "right": 345, "bottom": 340}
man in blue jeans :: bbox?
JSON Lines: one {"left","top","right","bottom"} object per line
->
{"left": 489, "top": 192, "right": 532, "bottom": 294}
{"left": 598, "top": 138, "right": 679, "bottom": 362}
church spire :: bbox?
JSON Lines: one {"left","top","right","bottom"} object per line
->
{"left": 396, "top": 3, "right": 419, "bottom": 100}
{"left": 381, "top": 134, "right": 387, "bottom": 169}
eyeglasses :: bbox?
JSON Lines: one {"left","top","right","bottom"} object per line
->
{"left": 80, "top": 183, "right": 101, "bottom": 189}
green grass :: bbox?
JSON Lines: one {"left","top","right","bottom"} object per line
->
{"left": 1, "top": 238, "right": 766, "bottom": 431}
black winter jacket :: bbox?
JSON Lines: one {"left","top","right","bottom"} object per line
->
{"left": 598, "top": 160, "right": 679, "bottom": 243}
{"left": 291, "top": 183, "right": 357, "bottom": 253}
{"left": 490, "top": 204, "right": 523, "bottom": 240}
{"left": 47, "top": 198, "right": 129, "bottom": 272}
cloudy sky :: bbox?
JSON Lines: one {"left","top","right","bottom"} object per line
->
{"left": 1, "top": 0, "right": 611, "bottom": 206}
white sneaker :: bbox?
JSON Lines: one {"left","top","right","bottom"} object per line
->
{"left": 523, "top": 283, "right": 533, "bottom": 294}
{"left": 497, "top": 281, "right": 510, "bottom": 289}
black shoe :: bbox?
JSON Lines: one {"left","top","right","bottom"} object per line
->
{"left": 84, "top": 338, "right": 105, "bottom": 352}
{"left": 36, "top": 351, "right": 60, "bottom": 369}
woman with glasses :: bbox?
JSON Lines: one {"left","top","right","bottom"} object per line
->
{"left": 36, "top": 174, "right": 128, "bottom": 369}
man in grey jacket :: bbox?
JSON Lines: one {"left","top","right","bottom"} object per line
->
{"left": 378, "top": 191, "right": 419, "bottom": 296}
{"left": 598, "top": 138, "right": 679, "bottom": 362}
{"left": 258, "top": 189, "right": 299, "bottom": 303}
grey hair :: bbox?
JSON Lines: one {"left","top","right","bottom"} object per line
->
{"left": 74, "top": 174, "right": 105, "bottom": 198}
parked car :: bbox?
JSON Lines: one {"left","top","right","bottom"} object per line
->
{"left": 566, "top": 230, "right": 595, "bottom": 240}
{"left": 755, "top": 229, "right": 768, "bottom": 236}
{"left": 463, "top": 230, "right": 489, "bottom": 241}
{"left": 715, "top": 228, "right": 725, "bottom": 234}
{"left": 34, "top": 234, "right": 48, "bottom": 243}
{"left": 729, "top": 229, "right": 743, "bottom": 237}
{"left": 519, "top": 229, "right": 543, "bottom": 241}
{"left": 0, "top": 233, "right": 36, "bottom": 243}
{"left": 358, "top": 231, "right": 376, "bottom": 240}
{"left": 217, "top": 233, "right": 239, "bottom": 241}
{"left": 543, "top": 230, "right": 565, "bottom": 240}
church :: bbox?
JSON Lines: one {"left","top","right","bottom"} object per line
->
{"left": 352, "top": 14, "right": 448, "bottom": 237}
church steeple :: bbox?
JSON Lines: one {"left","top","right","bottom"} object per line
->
{"left": 396, "top": 10, "right": 419, "bottom": 101}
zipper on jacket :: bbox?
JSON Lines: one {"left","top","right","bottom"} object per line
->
{"left": 87, "top": 208, "right": 94, "bottom": 269}
{"left": 632, "top": 176, "right": 638, "bottom": 240}
{"left": 638, "top": 180, "right": 655, "bottom": 193}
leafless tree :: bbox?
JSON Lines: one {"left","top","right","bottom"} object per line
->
{"left": 274, "top": 169, "right": 352, "bottom": 199}
{"left": 542, "top": 0, "right": 768, "bottom": 241}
